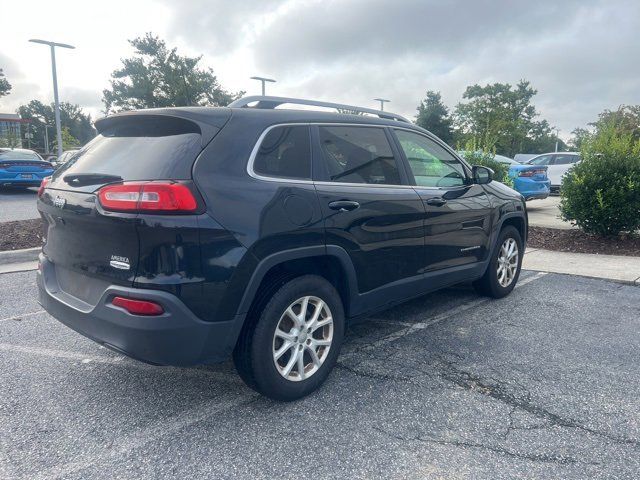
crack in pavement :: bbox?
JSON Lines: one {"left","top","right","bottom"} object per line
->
{"left": 373, "top": 425, "right": 594, "bottom": 466}
{"left": 335, "top": 362, "right": 420, "bottom": 386}
{"left": 434, "top": 357, "right": 640, "bottom": 450}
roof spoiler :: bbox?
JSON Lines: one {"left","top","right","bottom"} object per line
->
{"left": 94, "top": 108, "right": 231, "bottom": 147}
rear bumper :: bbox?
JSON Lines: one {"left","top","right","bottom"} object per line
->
{"left": 513, "top": 177, "right": 550, "bottom": 200}
{"left": 0, "top": 172, "right": 52, "bottom": 186}
{"left": 37, "top": 254, "right": 244, "bottom": 366}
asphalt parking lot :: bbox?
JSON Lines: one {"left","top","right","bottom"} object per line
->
{"left": 0, "top": 187, "right": 39, "bottom": 222}
{"left": 1, "top": 269, "right": 639, "bottom": 479}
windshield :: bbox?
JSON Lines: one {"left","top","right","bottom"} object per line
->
{"left": 0, "top": 149, "right": 43, "bottom": 161}
{"left": 528, "top": 154, "right": 552, "bottom": 166}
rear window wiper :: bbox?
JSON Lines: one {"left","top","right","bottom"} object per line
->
{"left": 63, "top": 173, "right": 123, "bottom": 187}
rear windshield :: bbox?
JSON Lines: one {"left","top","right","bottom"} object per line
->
{"left": 52, "top": 116, "right": 202, "bottom": 181}
{"left": 0, "top": 149, "right": 43, "bottom": 161}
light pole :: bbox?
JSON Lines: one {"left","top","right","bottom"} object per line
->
{"left": 43, "top": 124, "right": 51, "bottom": 155}
{"left": 374, "top": 98, "right": 390, "bottom": 111}
{"left": 250, "top": 76, "right": 276, "bottom": 96}
{"left": 554, "top": 128, "right": 560, "bottom": 152}
{"left": 29, "top": 39, "right": 75, "bottom": 158}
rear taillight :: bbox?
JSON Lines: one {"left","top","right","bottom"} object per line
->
{"left": 38, "top": 176, "right": 51, "bottom": 197}
{"left": 518, "top": 169, "right": 545, "bottom": 177}
{"left": 111, "top": 296, "right": 164, "bottom": 316}
{"left": 97, "top": 181, "right": 198, "bottom": 213}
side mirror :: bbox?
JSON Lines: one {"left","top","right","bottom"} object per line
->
{"left": 472, "top": 165, "right": 493, "bottom": 185}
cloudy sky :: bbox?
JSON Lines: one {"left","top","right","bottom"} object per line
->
{"left": 1, "top": 0, "right": 638, "bottom": 139}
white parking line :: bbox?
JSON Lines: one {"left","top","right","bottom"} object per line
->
{"left": 342, "top": 271, "right": 548, "bottom": 357}
{"left": 0, "top": 309, "right": 45, "bottom": 322}
{"left": 27, "top": 392, "right": 257, "bottom": 480}
{"left": 0, "top": 343, "right": 238, "bottom": 382}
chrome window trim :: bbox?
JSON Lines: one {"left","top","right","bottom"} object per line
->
{"left": 246, "top": 122, "right": 416, "bottom": 189}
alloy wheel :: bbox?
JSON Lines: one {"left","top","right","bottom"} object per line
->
{"left": 497, "top": 237, "right": 519, "bottom": 287}
{"left": 272, "top": 296, "right": 334, "bottom": 382}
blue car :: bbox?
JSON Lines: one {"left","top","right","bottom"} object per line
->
{"left": 0, "top": 148, "right": 54, "bottom": 187}
{"left": 488, "top": 154, "right": 550, "bottom": 201}
{"left": 507, "top": 163, "right": 550, "bottom": 200}
{"left": 459, "top": 153, "right": 551, "bottom": 201}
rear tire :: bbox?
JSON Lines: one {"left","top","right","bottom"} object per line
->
{"left": 233, "top": 275, "right": 344, "bottom": 401}
{"left": 474, "top": 225, "right": 523, "bottom": 298}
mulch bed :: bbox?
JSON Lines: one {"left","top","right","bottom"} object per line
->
{"left": 1, "top": 219, "right": 639, "bottom": 257}
{"left": 0, "top": 218, "right": 44, "bottom": 251}
{"left": 528, "top": 226, "right": 640, "bottom": 257}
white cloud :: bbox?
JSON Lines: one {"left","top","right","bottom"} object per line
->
{"left": 1, "top": 0, "right": 639, "bottom": 140}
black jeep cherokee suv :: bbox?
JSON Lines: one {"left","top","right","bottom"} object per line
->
{"left": 37, "top": 96, "right": 527, "bottom": 400}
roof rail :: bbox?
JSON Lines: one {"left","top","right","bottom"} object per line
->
{"left": 228, "top": 95, "right": 411, "bottom": 123}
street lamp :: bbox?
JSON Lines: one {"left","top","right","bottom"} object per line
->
{"left": 250, "top": 76, "right": 276, "bottom": 96}
{"left": 554, "top": 128, "right": 560, "bottom": 152}
{"left": 29, "top": 39, "right": 75, "bottom": 158}
{"left": 374, "top": 98, "right": 390, "bottom": 111}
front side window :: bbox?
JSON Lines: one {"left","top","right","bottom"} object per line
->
{"left": 318, "top": 126, "right": 401, "bottom": 185}
{"left": 394, "top": 130, "right": 466, "bottom": 187}
{"left": 253, "top": 126, "right": 311, "bottom": 180}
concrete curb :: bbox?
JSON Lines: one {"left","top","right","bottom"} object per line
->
{"left": 523, "top": 248, "right": 640, "bottom": 286}
{"left": 0, "top": 247, "right": 40, "bottom": 265}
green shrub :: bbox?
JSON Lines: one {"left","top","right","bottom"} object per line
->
{"left": 458, "top": 140, "right": 513, "bottom": 188}
{"left": 560, "top": 124, "right": 640, "bottom": 236}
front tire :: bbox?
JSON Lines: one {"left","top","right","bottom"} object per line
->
{"left": 233, "top": 275, "right": 345, "bottom": 401}
{"left": 474, "top": 225, "right": 523, "bottom": 298}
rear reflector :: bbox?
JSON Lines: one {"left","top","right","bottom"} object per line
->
{"left": 38, "top": 176, "right": 51, "bottom": 197}
{"left": 98, "top": 181, "right": 198, "bottom": 213}
{"left": 112, "top": 296, "right": 164, "bottom": 316}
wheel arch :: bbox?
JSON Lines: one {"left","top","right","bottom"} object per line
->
{"left": 236, "top": 246, "right": 358, "bottom": 320}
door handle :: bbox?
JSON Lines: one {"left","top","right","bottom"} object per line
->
{"left": 426, "top": 197, "right": 447, "bottom": 207}
{"left": 328, "top": 200, "right": 360, "bottom": 212}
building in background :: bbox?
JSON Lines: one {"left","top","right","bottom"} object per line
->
{"left": 0, "top": 113, "right": 29, "bottom": 148}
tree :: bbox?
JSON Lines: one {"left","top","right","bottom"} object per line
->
{"left": 0, "top": 68, "right": 11, "bottom": 100}
{"left": 53, "top": 127, "right": 81, "bottom": 151}
{"left": 16, "top": 100, "right": 95, "bottom": 152}
{"left": 415, "top": 91, "right": 453, "bottom": 145}
{"left": 103, "top": 33, "right": 242, "bottom": 113}
{"left": 454, "top": 80, "right": 555, "bottom": 157}
{"left": 569, "top": 127, "right": 591, "bottom": 150}
{"left": 589, "top": 105, "right": 640, "bottom": 141}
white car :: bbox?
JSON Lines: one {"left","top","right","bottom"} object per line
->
{"left": 527, "top": 152, "right": 581, "bottom": 193}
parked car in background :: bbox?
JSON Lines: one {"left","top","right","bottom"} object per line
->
{"left": 493, "top": 154, "right": 520, "bottom": 165}
{"left": 526, "top": 152, "right": 581, "bottom": 193}
{"left": 514, "top": 153, "right": 537, "bottom": 164}
{"left": 51, "top": 149, "right": 79, "bottom": 169}
{"left": 0, "top": 148, "right": 55, "bottom": 188}
{"left": 459, "top": 152, "right": 550, "bottom": 201}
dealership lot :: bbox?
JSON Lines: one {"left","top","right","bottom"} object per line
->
{"left": 1, "top": 269, "right": 639, "bottom": 479}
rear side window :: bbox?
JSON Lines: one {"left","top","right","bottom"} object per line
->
{"left": 52, "top": 116, "right": 203, "bottom": 181}
{"left": 318, "top": 126, "right": 401, "bottom": 185}
{"left": 553, "top": 154, "right": 580, "bottom": 165}
{"left": 253, "top": 126, "right": 311, "bottom": 180}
